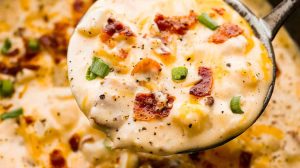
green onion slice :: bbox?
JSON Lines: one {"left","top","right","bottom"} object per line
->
{"left": 1, "top": 38, "right": 12, "bottom": 55}
{"left": 86, "top": 57, "right": 110, "bottom": 80}
{"left": 198, "top": 13, "right": 219, "bottom": 30}
{"left": 230, "top": 96, "right": 244, "bottom": 114}
{"left": 90, "top": 57, "right": 110, "bottom": 78}
{"left": 28, "top": 39, "right": 40, "bottom": 52}
{"left": 172, "top": 67, "right": 188, "bottom": 81}
{"left": 86, "top": 66, "right": 97, "bottom": 81}
{"left": 0, "top": 108, "right": 23, "bottom": 120}
{"left": 0, "top": 80, "right": 14, "bottom": 97}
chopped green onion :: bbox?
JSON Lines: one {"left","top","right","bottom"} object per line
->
{"left": 172, "top": 67, "right": 188, "bottom": 81}
{"left": 1, "top": 38, "right": 12, "bottom": 55}
{"left": 86, "top": 57, "right": 110, "bottom": 80}
{"left": 0, "top": 80, "right": 14, "bottom": 97}
{"left": 0, "top": 108, "right": 23, "bottom": 120}
{"left": 90, "top": 57, "right": 110, "bottom": 78}
{"left": 86, "top": 66, "right": 97, "bottom": 81}
{"left": 28, "top": 39, "right": 40, "bottom": 52}
{"left": 198, "top": 13, "right": 219, "bottom": 30}
{"left": 230, "top": 96, "right": 244, "bottom": 114}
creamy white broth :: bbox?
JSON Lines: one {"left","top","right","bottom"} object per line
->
{"left": 68, "top": 0, "right": 273, "bottom": 154}
{"left": 0, "top": 0, "right": 299, "bottom": 167}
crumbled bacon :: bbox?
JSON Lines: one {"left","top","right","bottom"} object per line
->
{"left": 134, "top": 93, "right": 175, "bottom": 121}
{"left": 2, "top": 48, "right": 20, "bottom": 57}
{"left": 0, "top": 61, "right": 40, "bottom": 76}
{"left": 103, "top": 18, "right": 135, "bottom": 38}
{"left": 131, "top": 58, "right": 162, "bottom": 75}
{"left": 154, "top": 11, "right": 197, "bottom": 35}
{"left": 205, "top": 96, "right": 215, "bottom": 106}
{"left": 69, "top": 134, "right": 81, "bottom": 152}
{"left": 50, "top": 149, "right": 66, "bottom": 168}
{"left": 239, "top": 151, "right": 252, "bottom": 168}
{"left": 188, "top": 152, "right": 216, "bottom": 168}
{"left": 24, "top": 116, "right": 35, "bottom": 125}
{"left": 73, "top": 0, "right": 85, "bottom": 12}
{"left": 72, "top": 0, "right": 92, "bottom": 24}
{"left": 209, "top": 23, "right": 244, "bottom": 44}
{"left": 39, "top": 35, "right": 58, "bottom": 50}
{"left": 190, "top": 67, "right": 213, "bottom": 97}
{"left": 0, "top": 63, "right": 18, "bottom": 76}
{"left": 39, "top": 22, "right": 70, "bottom": 63}
{"left": 24, "top": 40, "right": 40, "bottom": 60}
{"left": 213, "top": 8, "right": 226, "bottom": 16}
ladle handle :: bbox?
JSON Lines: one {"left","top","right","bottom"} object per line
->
{"left": 262, "top": 0, "right": 300, "bottom": 40}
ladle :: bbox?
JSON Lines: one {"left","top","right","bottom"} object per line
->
{"left": 181, "top": 0, "right": 300, "bottom": 153}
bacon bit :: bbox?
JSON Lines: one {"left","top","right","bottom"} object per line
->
{"left": 205, "top": 96, "right": 215, "bottom": 106}
{"left": 134, "top": 93, "right": 175, "bottom": 121}
{"left": 0, "top": 61, "right": 40, "bottom": 76}
{"left": 188, "top": 152, "right": 216, "bottom": 168}
{"left": 24, "top": 116, "right": 35, "bottom": 125}
{"left": 190, "top": 67, "right": 213, "bottom": 97}
{"left": 131, "top": 58, "right": 162, "bottom": 75}
{"left": 69, "top": 134, "right": 81, "bottom": 152}
{"left": 39, "top": 35, "right": 58, "bottom": 49}
{"left": 39, "top": 22, "right": 69, "bottom": 63}
{"left": 50, "top": 149, "right": 67, "bottom": 168}
{"left": 72, "top": 0, "right": 92, "bottom": 24}
{"left": 154, "top": 11, "right": 197, "bottom": 35}
{"left": 103, "top": 18, "right": 135, "bottom": 38}
{"left": 73, "top": 0, "right": 85, "bottom": 12}
{"left": 239, "top": 151, "right": 252, "bottom": 168}
{"left": 24, "top": 42, "right": 39, "bottom": 60}
{"left": 2, "top": 48, "right": 20, "bottom": 57}
{"left": 213, "top": 8, "right": 226, "bottom": 16}
{"left": 209, "top": 23, "right": 244, "bottom": 44}
{"left": 0, "top": 63, "right": 21, "bottom": 76}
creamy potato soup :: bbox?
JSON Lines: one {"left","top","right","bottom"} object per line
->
{"left": 1, "top": 0, "right": 300, "bottom": 167}
{"left": 68, "top": 0, "right": 273, "bottom": 154}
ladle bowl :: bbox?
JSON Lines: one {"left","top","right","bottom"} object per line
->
{"left": 179, "top": 0, "right": 300, "bottom": 154}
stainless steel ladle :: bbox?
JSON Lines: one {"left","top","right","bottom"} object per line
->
{"left": 181, "top": 0, "right": 300, "bottom": 154}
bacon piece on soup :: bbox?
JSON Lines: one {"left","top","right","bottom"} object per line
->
{"left": 209, "top": 23, "right": 243, "bottom": 44}
{"left": 50, "top": 149, "right": 67, "bottom": 168}
{"left": 102, "top": 18, "right": 135, "bottom": 38}
{"left": 3, "top": 48, "right": 20, "bottom": 57}
{"left": 239, "top": 151, "right": 252, "bottom": 168}
{"left": 24, "top": 116, "right": 35, "bottom": 125}
{"left": 154, "top": 11, "right": 197, "bottom": 35}
{"left": 69, "top": 134, "right": 81, "bottom": 152}
{"left": 190, "top": 67, "right": 213, "bottom": 97}
{"left": 73, "top": 0, "right": 85, "bottom": 12}
{"left": 134, "top": 93, "right": 175, "bottom": 121}
{"left": 131, "top": 58, "right": 162, "bottom": 75}
{"left": 72, "top": 0, "right": 92, "bottom": 24}
{"left": 39, "top": 22, "right": 70, "bottom": 63}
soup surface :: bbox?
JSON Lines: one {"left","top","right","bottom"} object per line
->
{"left": 68, "top": 0, "right": 273, "bottom": 153}
{"left": 0, "top": 0, "right": 299, "bottom": 167}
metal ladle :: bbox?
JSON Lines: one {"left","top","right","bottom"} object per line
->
{"left": 181, "top": 0, "right": 300, "bottom": 154}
